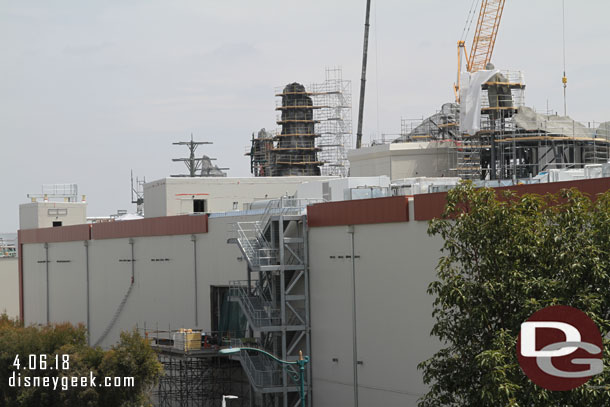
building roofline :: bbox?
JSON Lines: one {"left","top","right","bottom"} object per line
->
{"left": 413, "top": 177, "right": 610, "bottom": 221}
{"left": 308, "top": 196, "right": 410, "bottom": 227}
{"left": 18, "top": 214, "right": 208, "bottom": 244}
{"left": 306, "top": 177, "right": 610, "bottom": 227}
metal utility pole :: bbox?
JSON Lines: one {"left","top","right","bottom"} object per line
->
{"left": 171, "top": 134, "right": 213, "bottom": 177}
{"left": 348, "top": 225, "right": 359, "bottom": 407}
{"left": 171, "top": 134, "right": 229, "bottom": 177}
{"left": 130, "top": 170, "right": 145, "bottom": 215}
{"left": 355, "top": 0, "right": 372, "bottom": 149}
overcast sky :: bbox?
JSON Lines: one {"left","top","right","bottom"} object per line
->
{"left": 1, "top": 0, "right": 608, "bottom": 232}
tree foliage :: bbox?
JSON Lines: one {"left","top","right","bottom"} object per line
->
{"left": 0, "top": 316, "right": 162, "bottom": 407}
{"left": 418, "top": 182, "right": 610, "bottom": 406}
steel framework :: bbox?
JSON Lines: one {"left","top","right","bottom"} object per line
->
{"left": 393, "top": 68, "right": 610, "bottom": 181}
{"left": 310, "top": 67, "right": 353, "bottom": 177}
{"left": 273, "top": 84, "right": 322, "bottom": 176}
{"left": 468, "top": 0, "right": 506, "bottom": 72}
{"left": 171, "top": 135, "right": 229, "bottom": 177}
{"left": 155, "top": 353, "right": 249, "bottom": 407}
{"left": 229, "top": 197, "right": 321, "bottom": 407}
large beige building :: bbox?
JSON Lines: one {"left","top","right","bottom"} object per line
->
{"left": 348, "top": 141, "right": 457, "bottom": 179}
{"left": 19, "top": 201, "right": 87, "bottom": 230}
{"left": 17, "top": 177, "right": 610, "bottom": 406}
{"left": 143, "top": 176, "right": 335, "bottom": 217}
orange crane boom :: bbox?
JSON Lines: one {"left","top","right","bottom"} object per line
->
{"left": 454, "top": 0, "right": 506, "bottom": 101}
{"left": 468, "top": 0, "right": 506, "bottom": 72}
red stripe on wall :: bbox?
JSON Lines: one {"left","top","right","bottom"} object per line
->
{"left": 414, "top": 177, "right": 610, "bottom": 221}
{"left": 18, "top": 224, "right": 91, "bottom": 244}
{"left": 91, "top": 214, "right": 208, "bottom": 239}
{"left": 175, "top": 193, "right": 209, "bottom": 196}
{"left": 307, "top": 196, "right": 409, "bottom": 227}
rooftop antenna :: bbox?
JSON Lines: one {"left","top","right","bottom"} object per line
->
{"left": 130, "top": 170, "right": 145, "bottom": 215}
{"left": 171, "top": 134, "right": 229, "bottom": 177}
{"left": 355, "top": 0, "right": 372, "bottom": 149}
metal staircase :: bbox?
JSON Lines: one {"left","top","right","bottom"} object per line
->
{"left": 228, "top": 197, "right": 321, "bottom": 407}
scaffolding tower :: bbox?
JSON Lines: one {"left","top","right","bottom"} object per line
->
{"left": 248, "top": 69, "right": 352, "bottom": 178}
{"left": 151, "top": 337, "right": 250, "bottom": 407}
{"left": 455, "top": 70, "right": 526, "bottom": 179}
{"left": 271, "top": 83, "right": 322, "bottom": 176}
{"left": 310, "top": 67, "right": 353, "bottom": 177}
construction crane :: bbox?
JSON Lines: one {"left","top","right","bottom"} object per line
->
{"left": 356, "top": 0, "right": 372, "bottom": 149}
{"left": 454, "top": 0, "right": 506, "bottom": 102}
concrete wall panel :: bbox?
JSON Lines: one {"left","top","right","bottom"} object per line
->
{"left": 144, "top": 177, "right": 336, "bottom": 218}
{"left": 88, "top": 238, "right": 133, "bottom": 345}
{"left": 308, "top": 226, "right": 355, "bottom": 395}
{"left": 0, "top": 258, "right": 19, "bottom": 318}
{"left": 22, "top": 243, "right": 47, "bottom": 325}
{"left": 48, "top": 241, "right": 87, "bottom": 326}
{"left": 19, "top": 213, "right": 253, "bottom": 347}
{"left": 309, "top": 221, "right": 442, "bottom": 407}
{"left": 131, "top": 234, "right": 195, "bottom": 331}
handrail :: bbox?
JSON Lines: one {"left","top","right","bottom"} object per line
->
{"left": 231, "top": 347, "right": 306, "bottom": 389}
{"left": 241, "top": 350, "right": 284, "bottom": 387}
{"left": 229, "top": 197, "right": 325, "bottom": 320}
{"left": 231, "top": 198, "right": 324, "bottom": 262}
{"left": 229, "top": 281, "right": 280, "bottom": 327}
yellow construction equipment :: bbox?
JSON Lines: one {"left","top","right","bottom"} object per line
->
{"left": 454, "top": 0, "right": 506, "bottom": 102}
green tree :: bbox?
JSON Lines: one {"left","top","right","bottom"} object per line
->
{"left": 418, "top": 182, "right": 610, "bottom": 407}
{"left": 0, "top": 317, "right": 162, "bottom": 407}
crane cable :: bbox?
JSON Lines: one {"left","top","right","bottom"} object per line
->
{"left": 562, "top": 0, "right": 568, "bottom": 116}
{"left": 460, "top": 0, "right": 481, "bottom": 42}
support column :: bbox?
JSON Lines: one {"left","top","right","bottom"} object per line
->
{"left": 84, "top": 240, "right": 90, "bottom": 345}
{"left": 191, "top": 234, "right": 198, "bottom": 327}
{"left": 44, "top": 242, "right": 49, "bottom": 324}
{"left": 347, "top": 225, "right": 359, "bottom": 407}
{"left": 279, "top": 215, "right": 288, "bottom": 407}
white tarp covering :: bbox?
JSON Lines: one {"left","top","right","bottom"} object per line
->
{"left": 115, "top": 213, "right": 144, "bottom": 221}
{"left": 513, "top": 107, "right": 596, "bottom": 139}
{"left": 459, "top": 69, "right": 499, "bottom": 135}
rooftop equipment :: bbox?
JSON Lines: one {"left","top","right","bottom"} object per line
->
{"left": 171, "top": 135, "right": 229, "bottom": 177}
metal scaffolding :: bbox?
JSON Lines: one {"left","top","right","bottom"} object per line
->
{"left": 149, "top": 332, "right": 251, "bottom": 407}
{"left": 0, "top": 236, "right": 16, "bottom": 258}
{"left": 392, "top": 69, "right": 610, "bottom": 181}
{"left": 27, "top": 184, "right": 81, "bottom": 202}
{"left": 273, "top": 83, "right": 322, "bottom": 176}
{"left": 247, "top": 129, "right": 275, "bottom": 177}
{"left": 228, "top": 197, "right": 321, "bottom": 407}
{"left": 248, "top": 68, "right": 352, "bottom": 178}
{"left": 310, "top": 67, "right": 353, "bottom": 177}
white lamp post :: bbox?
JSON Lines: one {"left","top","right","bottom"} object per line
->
{"left": 222, "top": 395, "right": 238, "bottom": 407}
